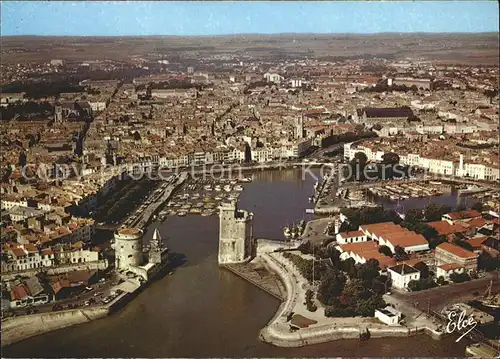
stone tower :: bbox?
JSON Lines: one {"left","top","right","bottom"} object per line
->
{"left": 149, "top": 228, "right": 167, "bottom": 265}
{"left": 114, "top": 228, "right": 144, "bottom": 270}
{"left": 54, "top": 105, "right": 63, "bottom": 123}
{"left": 295, "top": 115, "right": 304, "bottom": 139}
{"left": 218, "top": 201, "right": 253, "bottom": 265}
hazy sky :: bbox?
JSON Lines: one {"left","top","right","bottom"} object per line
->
{"left": 2, "top": 1, "right": 499, "bottom": 36}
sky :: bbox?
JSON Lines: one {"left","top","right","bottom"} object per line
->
{"left": 1, "top": 1, "right": 499, "bottom": 36}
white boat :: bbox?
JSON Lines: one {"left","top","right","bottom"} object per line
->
{"left": 177, "top": 211, "right": 187, "bottom": 217}
{"left": 223, "top": 185, "right": 232, "bottom": 192}
{"left": 234, "top": 185, "right": 243, "bottom": 191}
{"left": 283, "top": 226, "right": 291, "bottom": 238}
{"left": 214, "top": 185, "right": 222, "bottom": 191}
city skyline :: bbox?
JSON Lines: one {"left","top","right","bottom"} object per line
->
{"left": 2, "top": 1, "right": 499, "bottom": 36}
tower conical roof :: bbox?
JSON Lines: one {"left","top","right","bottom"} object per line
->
{"left": 152, "top": 228, "right": 161, "bottom": 241}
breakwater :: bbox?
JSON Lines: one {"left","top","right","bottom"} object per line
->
{"left": 256, "top": 252, "right": 443, "bottom": 348}
{"left": 2, "top": 306, "right": 109, "bottom": 347}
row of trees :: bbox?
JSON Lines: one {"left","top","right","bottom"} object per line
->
{"left": 344, "top": 152, "right": 411, "bottom": 182}
{"left": 1, "top": 101, "right": 54, "bottom": 121}
{"left": 2, "top": 81, "right": 84, "bottom": 99}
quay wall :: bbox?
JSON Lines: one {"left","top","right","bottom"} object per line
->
{"left": 255, "top": 238, "right": 300, "bottom": 255}
{"left": 258, "top": 252, "right": 443, "bottom": 348}
{"left": 2, "top": 281, "right": 142, "bottom": 347}
{"left": 1, "top": 306, "right": 109, "bottom": 346}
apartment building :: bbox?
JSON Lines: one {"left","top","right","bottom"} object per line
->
{"left": 435, "top": 242, "right": 478, "bottom": 273}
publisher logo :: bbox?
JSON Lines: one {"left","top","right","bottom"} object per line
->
{"left": 445, "top": 308, "right": 478, "bottom": 342}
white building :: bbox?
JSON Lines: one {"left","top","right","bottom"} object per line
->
{"left": 336, "top": 230, "right": 367, "bottom": 244}
{"left": 387, "top": 263, "right": 421, "bottom": 290}
{"left": 114, "top": 228, "right": 144, "bottom": 270}
{"left": 375, "top": 306, "right": 402, "bottom": 325}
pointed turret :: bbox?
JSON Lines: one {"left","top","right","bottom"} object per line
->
{"left": 149, "top": 228, "right": 167, "bottom": 265}
{"left": 152, "top": 228, "right": 161, "bottom": 242}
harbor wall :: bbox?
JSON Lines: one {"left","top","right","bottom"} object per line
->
{"left": 258, "top": 252, "right": 443, "bottom": 348}
{"left": 255, "top": 238, "right": 300, "bottom": 255}
{"left": 1, "top": 306, "right": 109, "bottom": 346}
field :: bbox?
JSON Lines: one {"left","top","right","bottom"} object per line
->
{"left": 2, "top": 33, "right": 499, "bottom": 65}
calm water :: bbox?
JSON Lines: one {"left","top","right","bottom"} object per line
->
{"left": 4, "top": 170, "right": 468, "bottom": 357}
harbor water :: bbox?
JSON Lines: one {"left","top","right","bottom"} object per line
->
{"left": 3, "top": 169, "right": 468, "bottom": 357}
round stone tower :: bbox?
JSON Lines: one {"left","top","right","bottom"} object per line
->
{"left": 114, "top": 227, "right": 144, "bottom": 270}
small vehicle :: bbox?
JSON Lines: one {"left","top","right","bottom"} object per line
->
{"left": 85, "top": 286, "right": 93, "bottom": 291}
{"left": 84, "top": 300, "right": 90, "bottom": 306}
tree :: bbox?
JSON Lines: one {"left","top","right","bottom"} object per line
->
{"left": 382, "top": 152, "right": 400, "bottom": 165}
{"left": 378, "top": 245, "right": 393, "bottom": 257}
{"left": 405, "top": 208, "right": 424, "bottom": 223}
{"left": 357, "top": 260, "right": 380, "bottom": 288}
{"left": 450, "top": 272, "right": 471, "bottom": 283}
{"left": 471, "top": 202, "right": 484, "bottom": 212}
{"left": 341, "top": 258, "right": 358, "bottom": 278}
{"left": 413, "top": 223, "right": 438, "bottom": 240}
{"left": 413, "top": 262, "right": 430, "bottom": 279}
{"left": 394, "top": 245, "right": 409, "bottom": 261}
{"left": 424, "top": 203, "right": 451, "bottom": 221}
{"left": 317, "top": 269, "right": 347, "bottom": 305}
{"left": 478, "top": 252, "right": 500, "bottom": 271}
{"left": 436, "top": 276, "right": 447, "bottom": 286}
{"left": 349, "top": 152, "right": 368, "bottom": 181}
{"left": 408, "top": 280, "right": 421, "bottom": 291}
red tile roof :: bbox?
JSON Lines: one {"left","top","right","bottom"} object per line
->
{"left": 466, "top": 236, "right": 488, "bottom": 249}
{"left": 445, "top": 210, "right": 481, "bottom": 220}
{"left": 438, "top": 263, "right": 464, "bottom": 271}
{"left": 338, "top": 230, "right": 364, "bottom": 238}
{"left": 10, "top": 284, "right": 29, "bottom": 300}
{"left": 437, "top": 242, "right": 478, "bottom": 259}
{"left": 428, "top": 221, "right": 468, "bottom": 236}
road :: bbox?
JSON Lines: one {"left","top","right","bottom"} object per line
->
{"left": 392, "top": 272, "right": 499, "bottom": 312}
{"left": 10, "top": 278, "right": 116, "bottom": 316}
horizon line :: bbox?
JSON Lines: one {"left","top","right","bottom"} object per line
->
{"left": 3, "top": 31, "right": 499, "bottom": 38}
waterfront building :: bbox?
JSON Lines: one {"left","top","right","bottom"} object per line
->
{"left": 436, "top": 263, "right": 466, "bottom": 281}
{"left": 114, "top": 228, "right": 144, "bottom": 270}
{"left": 335, "top": 230, "right": 367, "bottom": 244}
{"left": 375, "top": 306, "right": 403, "bottom": 325}
{"left": 218, "top": 201, "right": 253, "bottom": 265}
{"left": 387, "top": 263, "right": 421, "bottom": 290}
{"left": 113, "top": 227, "right": 168, "bottom": 281}
{"left": 435, "top": 242, "right": 478, "bottom": 274}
